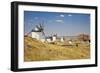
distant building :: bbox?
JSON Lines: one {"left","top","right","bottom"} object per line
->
{"left": 52, "top": 35, "right": 57, "bottom": 42}
{"left": 45, "top": 36, "right": 52, "bottom": 43}
{"left": 45, "top": 35, "right": 65, "bottom": 43}
{"left": 60, "top": 37, "right": 64, "bottom": 42}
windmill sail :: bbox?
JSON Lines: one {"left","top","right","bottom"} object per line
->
{"left": 26, "top": 22, "right": 45, "bottom": 37}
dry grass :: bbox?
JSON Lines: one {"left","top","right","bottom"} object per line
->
{"left": 24, "top": 36, "right": 90, "bottom": 62}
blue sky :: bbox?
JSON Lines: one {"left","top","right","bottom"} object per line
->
{"left": 24, "top": 11, "right": 90, "bottom": 36}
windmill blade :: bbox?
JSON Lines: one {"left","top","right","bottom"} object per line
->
{"left": 36, "top": 25, "right": 39, "bottom": 29}
{"left": 42, "top": 31, "right": 45, "bottom": 36}
{"left": 40, "top": 21, "right": 44, "bottom": 28}
{"left": 38, "top": 24, "right": 43, "bottom": 32}
{"left": 36, "top": 25, "right": 40, "bottom": 30}
{"left": 39, "top": 23, "right": 43, "bottom": 29}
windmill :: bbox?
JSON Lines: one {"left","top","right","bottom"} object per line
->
{"left": 35, "top": 22, "right": 45, "bottom": 36}
{"left": 26, "top": 22, "right": 45, "bottom": 36}
{"left": 25, "top": 22, "right": 45, "bottom": 41}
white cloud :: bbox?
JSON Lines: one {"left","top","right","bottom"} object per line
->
{"left": 56, "top": 19, "right": 64, "bottom": 23}
{"left": 68, "top": 14, "right": 72, "bottom": 17}
{"left": 60, "top": 14, "right": 64, "bottom": 17}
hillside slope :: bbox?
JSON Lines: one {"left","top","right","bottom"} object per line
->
{"left": 24, "top": 36, "right": 90, "bottom": 61}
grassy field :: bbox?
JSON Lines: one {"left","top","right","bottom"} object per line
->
{"left": 24, "top": 36, "right": 90, "bottom": 62}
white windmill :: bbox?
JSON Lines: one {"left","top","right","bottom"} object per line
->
{"left": 30, "top": 22, "right": 45, "bottom": 41}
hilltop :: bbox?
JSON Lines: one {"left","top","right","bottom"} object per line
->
{"left": 24, "top": 36, "right": 90, "bottom": 61}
